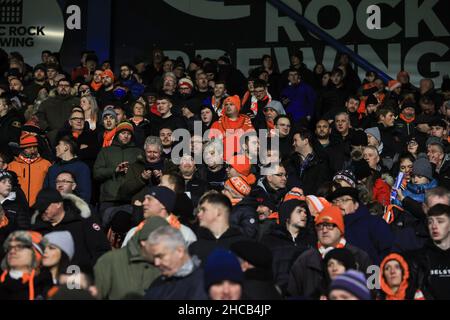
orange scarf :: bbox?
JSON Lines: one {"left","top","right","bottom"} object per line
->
{"left": 90, "top": 81, "right": 102, "bottom": 92}
{"left": 0, "top": 215, "right": 9, "bottom": 228}
{"left": 72, "top": 131, "right": 81, "bottom": 139}
{"left": 102, "top": 128, "right": 116, "bottom": 148}
{"left": 167, "top": 214, "right": 181, "bottom": 230}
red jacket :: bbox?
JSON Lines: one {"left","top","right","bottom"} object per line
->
{"left": 373, "top": 178, "right": 391, "bottom": 206}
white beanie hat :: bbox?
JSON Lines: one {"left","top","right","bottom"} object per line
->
{"left": 44, "top": 231, "right": 75, "bottom": 261}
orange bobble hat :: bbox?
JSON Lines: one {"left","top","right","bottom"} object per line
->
{"left": 223, "top": 95, "right": 241, "bottom": 113}
{"left": 225, "top": 176, "right": 252, "bottom": 198}
{"left": 283, "top": 187, "right": 305, "bottom": 202}
{"left": 315, "top": 205, "right": 345, "bottom": 235}
{"left": 306, "top": 195, "right": 331, "bottom": 213}
{"left": 20, "top": 132, "right": 39, "bottom": 149}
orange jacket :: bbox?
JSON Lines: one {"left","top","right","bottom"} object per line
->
{"left": 209, "top": 115, "right": 255, "bottom": 161}
{"left": 8, "top": 157, "right": 52, "bottom": 206}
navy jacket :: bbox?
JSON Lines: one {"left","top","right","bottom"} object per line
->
{"left": 344, "top": 204, "right": 394, "bottom": 265}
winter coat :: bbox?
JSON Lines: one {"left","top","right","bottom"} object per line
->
{"left": 31, "top": 193, "right": 111, "bottom": 274}
{"left": 36, "top": 94, "right": 80, "bottom": 145}
{"left": 44, "top": 158, "right": 92, "bottom": 203}
{"left": 286, "top": 152, "right": 331, "bottom": 195}
{"left": 372, "top": 178, "right": 391, "bottom": 206}
{"left": 8, "top": 156, "right": 52, "bottom": 206}
{"left": 93, "top": 218, "right": 165, "bottom": 300}
{"left": 0, "top": 109, "right": 23, "bottom": 161}
{"left": 408, "top": 241, "right": 450, "bottom": 300}
{"left": 144, "top": 258, "right": 208, "bottom": 300}
{"left": 287, "top": 244, "right": 372, "bottom": 299}
{"left": 387, "top": 205, "right": 428, "bottom": 253}
{"left": 344, "top": 204, "right": 394, "bottom": 265}
{"left": 261, "top": 224, "right": 315, "bottom": 295}
{"left": 93, "top": 138, "right": 142, "bottom": 203}
{"left": 189, "top": 227, "right": 247, "bottom": 264}
{"left": 0, "top": 268, "right": 53, "bottom": 300}
{"left": 117, "top": 155, "right": 178, "bottom": 202}
{"left": 230, "top": 197, "right": 259, "bottom": 239}
{"left": 0, "top": 191, "right": 30, "bottom": 246}
{"left": 280, "top": 82, "right": 317, "bottom": 122}
{"left": 121, "top": 78, "right": 145, "bottom": 99}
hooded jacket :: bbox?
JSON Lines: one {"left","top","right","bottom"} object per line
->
{"left": 8, "top": 155, "right": 52, "bottom": 206}
{"left": 377, "top": 253, "right": 426, "bottom": 300}
{"left": 94, "top": 218, "right": 167, "bottom": 300}
{"left": 31, "top": 193, "right": 111, "bottom": 274}
{"left": 93, "top": 137, "right": 141, "bottom": 202}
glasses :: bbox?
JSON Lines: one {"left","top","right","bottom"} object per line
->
{"left": 56, "top": 180, "right": 74, "bottom": 184}
{"left": 332, "top": 198, "right": 354, "bottom": 205}
{"left": 273, "top": 173, "right": 288, "bottom": 178}
{"left": 315, "top": 223, "right": 337, "bottom": 231}
{"left": 7, "top": 244, "right": 31, "bottom": 253}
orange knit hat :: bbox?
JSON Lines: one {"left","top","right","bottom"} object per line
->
{"left": 223, "top": 95, "right": 241, "bottom": 112}
{"left": 20, "top": 132, "right": 38, "bottom": 148}
{"left": 225, "top": 176, "right": 251, "bottom": 197}
{"left": 315, "top": 206, "right": 345, "bottom": 235}
{"left": 283, "top": 187, "right": 305, "bottom": 202}
{"left": 102, "top": 69, "right": 115, "bottom": 82}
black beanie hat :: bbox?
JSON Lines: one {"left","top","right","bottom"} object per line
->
{"left": 353, "top": 159, "right": 373, "bottom": 181}
{"left": 366, "top": 94, "right": 378, "bottom": 106}
{"left": 324, "top": 248, "right": 357, "bottom": 271}
{"left": 350, "top": 130, "right": 368, "bottom": 147}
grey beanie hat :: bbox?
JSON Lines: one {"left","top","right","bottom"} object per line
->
{"left": 264, "top": 100, "right": 286, "bottom": 115}
{"left": 412, "top": 155, "right": 433, "bottom": 181}
{"left": 102, "top": 106, "right": 118, "bottom": 120}
{"left": 364, "top": 127, "right": 381, "bottom": 144}
{"left": 44, "top": 231, "right": 75, "bottom": 261}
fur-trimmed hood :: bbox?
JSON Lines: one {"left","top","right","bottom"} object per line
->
{"left": 31, "top": 193, "right": 91, "bottom": 225}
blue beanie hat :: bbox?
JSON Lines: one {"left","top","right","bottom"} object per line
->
{"left": 204, "top": 248, "right": 244, "bottom": 289}
{"left": 329, "top": 270, "right": 371, "bottom": 300}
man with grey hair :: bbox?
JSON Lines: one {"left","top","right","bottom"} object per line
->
{"left": 118, "top": 136, "right": 177, "bottom": 202}
{"left": 143, "top": 226, "right": 208, "bottom": 300}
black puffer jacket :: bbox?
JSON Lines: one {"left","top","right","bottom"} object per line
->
{"left": 230, "top": 197, "right": 259, "bottom": 239}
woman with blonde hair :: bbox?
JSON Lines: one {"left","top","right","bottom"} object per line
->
{"left": 80, "top": 94, "right": 98, "bottom": 130}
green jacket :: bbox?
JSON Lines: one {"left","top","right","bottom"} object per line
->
{"left": 93, "top": 218, "right": 168, "bottom": 300}
{"left": 93, "top": 138, "right": 142, "bottom": 202}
